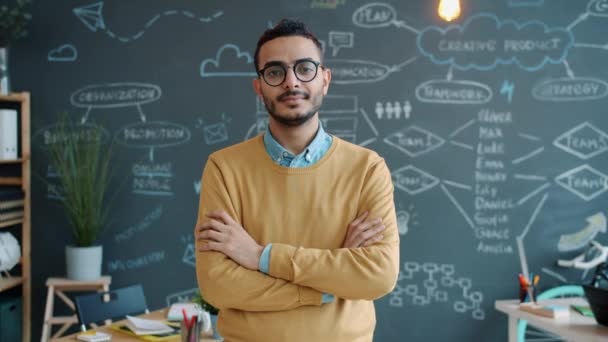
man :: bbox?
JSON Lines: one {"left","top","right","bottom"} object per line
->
{"left": 195, "top": 19, "right": 399, "bottom": 342}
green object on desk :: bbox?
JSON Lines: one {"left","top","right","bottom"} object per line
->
{"left": 571, "top": 304, "right": 594, "bottom": 317}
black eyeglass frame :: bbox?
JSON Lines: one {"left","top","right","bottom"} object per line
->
{"left": 257, "top": 59, "right": 323, "bottom": 87}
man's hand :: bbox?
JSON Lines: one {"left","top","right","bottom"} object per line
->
{"left": 197, "top": 210, "right": 264, "bottom": 271}
{"left": 342, "top": 211, "right": 386, "bottom": 248}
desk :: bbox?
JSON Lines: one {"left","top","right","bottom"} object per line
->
{"left": 495, "top": 298, "right": 608, "bottom": 342}
{"left": 54, "top": 308, "right": 220, "bottom": 342}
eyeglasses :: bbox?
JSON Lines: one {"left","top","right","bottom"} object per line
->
{"left": 257, "top": 59, "right": 322, "bottom": 87}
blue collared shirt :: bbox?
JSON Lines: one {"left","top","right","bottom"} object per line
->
{"left": 259, "top": 122, "right": 334, "bottom": 304}
{"left": 263, "top": 121, "right": 333, "bottom": 168}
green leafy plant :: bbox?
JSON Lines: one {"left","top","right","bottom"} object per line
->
{"left": 0, "top": 0, "right": 32, "bottom": 46}
{"left": 46, "top": 114, "right": 116, "bottom": 247}
{"left": 191, "top": 290, "right": 219, "bottom": 315}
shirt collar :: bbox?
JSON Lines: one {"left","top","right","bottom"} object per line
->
{"left": 264, "top": 121, "right": 330, "bottom": 163}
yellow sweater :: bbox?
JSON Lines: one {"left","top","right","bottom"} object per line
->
{"left": 195, "top": 135, "right": 400, "bottom": 342}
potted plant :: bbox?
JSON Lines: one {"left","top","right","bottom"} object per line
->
{"left": 46, "top": 114, "right": 116, "bottom": 280}
{"left": 191, "top": 290, "right": 221, "bottom": 339}
{"left": 0, "top": 0, "right": 32, "bottom": 94}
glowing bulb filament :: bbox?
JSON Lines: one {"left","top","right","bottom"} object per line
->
{"left": 438, "top": 0, "right": 461, "bottom": 22}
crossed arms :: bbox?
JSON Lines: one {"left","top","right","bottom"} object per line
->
{"left": 194, "top": 157, "right": 399, "bottom": 312}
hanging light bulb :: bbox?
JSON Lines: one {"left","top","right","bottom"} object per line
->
{"left": 438, "top": 0, "right": 461, "bottom": 22}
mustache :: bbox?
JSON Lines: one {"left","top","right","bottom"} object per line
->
{"left": 277, "top": 90, "right": 310, "bottom": 101}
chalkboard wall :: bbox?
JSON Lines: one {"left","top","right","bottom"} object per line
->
{"left": 11, "top": 0, "right": 608, "bottom": 340}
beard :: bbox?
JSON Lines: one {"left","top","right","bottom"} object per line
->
{"left": 262, "top": 89, "right": 323, "bottom": 127}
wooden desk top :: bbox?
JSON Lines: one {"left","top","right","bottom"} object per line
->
{"left": 495, "top": 298, "right": 608, "bottom": 342}
{"left": 46, "top": 276, "right": 111, "bottom": 287}
{"left": 54, "top": 308, "right": 219, "bottom": 342}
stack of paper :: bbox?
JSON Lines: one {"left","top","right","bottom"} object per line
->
{"left": 125, "top": 315, "right": 174, "bottom": 335}
{"left": 166, "top": 302, "right": 201, "bottom": 321}
{"left": 76, "top": 331, "right": 111, "bottom": 342}
{"left": 0, "top": 189, "right": 24, "bottom": 224}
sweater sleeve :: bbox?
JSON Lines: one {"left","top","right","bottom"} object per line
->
{"left": 268, "top": 158, "right": 400, "bottom": 300}
{"left": 195, "top": 156, "right": 324, "bottom": 311}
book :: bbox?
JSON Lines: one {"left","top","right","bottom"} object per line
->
{"left": 0, "top": 207, "right": 23, "bottom": 215}
{"left": 124, "top": 315, "right": 175, "bottom": 336}
{"left": 571, "top": 304, "right": 594, "bottom": 317}
{"left": 0, "top": 109, "right": 18, "bottom": 160}
{"left": 0, "top": 189, "right": 24, "bottom": 201}
{"left": 0, "top": 210, "right": 23, "bottom": 221}
{"left": 76, "top": 331, "right": 111, "bottom": 342}
{"left": 110, "top": 321, "right": 180, "bottom": 341}
{"left": 519, "top": 302, "right": 570, "bottom": 319}
{"left": 0, "top": 199, "right": 24, "bottom": 210}
{"left": 0, "top": 203, "right": 23, "bottom": 213}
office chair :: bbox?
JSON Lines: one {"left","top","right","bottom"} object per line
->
{"left": 75, "top": 284, "right": 150, "bottom": 331}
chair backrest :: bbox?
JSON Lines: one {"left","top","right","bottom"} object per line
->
{"left": 75, "top": 284, "right": 149, "bottom": 331}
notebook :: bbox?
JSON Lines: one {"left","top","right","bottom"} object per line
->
{"left": 124, "top": 316, "right": 174, "bottom": 335}
{"left": 110, "top": 320, "right": 180, "bottom": 341}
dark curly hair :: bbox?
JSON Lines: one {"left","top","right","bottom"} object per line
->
{"left": 254, "top": 18, "right": 324, "bottom": 72}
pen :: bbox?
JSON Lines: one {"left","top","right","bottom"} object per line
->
{"left": 183, "top": 309, "right": 195, "bottom": 342}
{"left": 526, "top": 285, "right": 534, "bottom": 303}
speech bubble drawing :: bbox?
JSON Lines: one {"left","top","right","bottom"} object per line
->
{"left": 328, "top": 31, "right": 354, "bottom": 56}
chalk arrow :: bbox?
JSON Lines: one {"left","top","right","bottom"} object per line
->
{"left": 558, "top": 212, "right": 606, "bottom": 252}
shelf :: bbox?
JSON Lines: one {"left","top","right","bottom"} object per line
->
{"left": 0, "top": 276, "right": 24, "bottom": 292}
{"left": 0, "top": 158, "right": 27, "bottom": 164}
{"left": 0, "top": 218, "right": 23, "bottom": 228}
{"left": 0, "top": 177, "right": 22, "bottom": 185}
{"left": 0, "top": 91, "right": 30, "bottom": 341}
{"left": 0, "top": 93, "right": 28, "bottom": 103}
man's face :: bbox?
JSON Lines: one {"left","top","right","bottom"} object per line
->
{"left": 253, "top": 36, "right": 331, "bottom": 127}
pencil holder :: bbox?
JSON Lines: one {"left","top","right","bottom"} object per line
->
{"left": 519, "top": 285, "right": 536, "bottom": 303}
{"left": 181, "top": 316, "right": 203, "bottom": 342}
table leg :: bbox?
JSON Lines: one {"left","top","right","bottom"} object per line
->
{"left": 508, "top": 315, "right": 518, "bottom": 342}
{"left": 41, "top": 285, "right": 54, "bottom": 342}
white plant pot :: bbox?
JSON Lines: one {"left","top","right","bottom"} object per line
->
{"left": 66, "top": 245, "right": 103, "bottom": 280}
